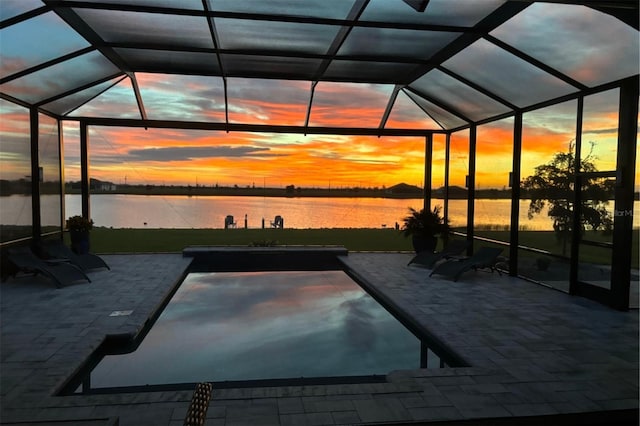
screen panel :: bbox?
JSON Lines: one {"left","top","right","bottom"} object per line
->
{"left": 0, "top": 100, "right": 33, "bottom": 242}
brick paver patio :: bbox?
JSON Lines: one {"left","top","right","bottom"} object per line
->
{"left": 1, "top": 251, "right": 637, "bottom": 425}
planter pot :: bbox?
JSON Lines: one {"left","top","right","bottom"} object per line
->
{"left": 70, "top": 230, "right": 90, "bottom": 254}
{"left": 411, "top": 235, "right": 437, "bottom": 254}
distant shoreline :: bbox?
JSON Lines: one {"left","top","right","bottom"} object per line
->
{"left": 67, "top": 188, "right": 426, "bottom": 199}
{"left": 4, "top": 178, "right": 635, "bottom": 199}
{"left": 5, "top": 185, "right": 640, "bottom": 201}
{"left": 63, "top": 189, "right": 509, "bottom": 199}
{"left": 63, "top": 185, "right": 513, "bottom": 199}
{"left": 60, "top": 188, "right": 640, "bottom": 202}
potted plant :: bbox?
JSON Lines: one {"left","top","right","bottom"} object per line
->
{"left": 401, "top": 206, "right": 450, "bottom": 253}
{"left": 66, "top": 215, "right": 94, "bottom": 254}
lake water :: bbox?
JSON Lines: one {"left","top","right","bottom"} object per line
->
{"left": 3, "top": 194, "right": 636, "bottom": 231}
{"left": 82, "top": 270, "right": 423, "bottom": 390}
{"left": 67, "top": 194, "right": 557, "bottom": 230}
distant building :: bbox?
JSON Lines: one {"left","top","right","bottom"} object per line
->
{"left": 89, "top": 178, "right": 116, "bottom": 191}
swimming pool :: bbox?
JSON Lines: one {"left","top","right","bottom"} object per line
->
{"left": 63, "top": 248, "right": 463, "bottom": 394}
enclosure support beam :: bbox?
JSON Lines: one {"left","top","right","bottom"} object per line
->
{"left": 80, "top": 122, "right": 90, "bottom": 220}
{"left": 127, "top": 72, "right": 147, "bottom": 122}
{"left": 610, "top": 75, "right": 638, "bottom": 310}
{"left": 466, "top": 126, "right": 476, "bottom": 252}
{"left": 30, "top": 108, "right": 41, "bottom": 241}
{"left": 77, "top": 117, "right": 440, "bottom": 137}
{"left": 58, "top": 120, "right": 66, "bottom": 235}
{"left": 443, "top": 133, "right": 451, "bottom": 225}
{"left": 509, "top": 112, "right": 523, "bottom": 276}
{"left": 424, "top": 134, "right": 433, "bottom": 211}
{"left": 379, "top": 85, "right": 402, "bottom": 131}
{"left": 569, "top": 97, "right": 584, "bottom": 296}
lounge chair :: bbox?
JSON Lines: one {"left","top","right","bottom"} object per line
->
{"left": 224, "top": 215, "right": 237, "bottom": 229}
{"left": 429, "top": 246, "right": 504, "bottom": 281}
{"left": 7, "top": 246, "right": 91, "bottom": 288}
{"left": 39, "top": 239, "right": 110, "bottom": 271}
{"left": 407, "top": 239, "right": 471, "bottom": 268}
{"left": 270, "top": 215, "right": 283, "bottom": 228}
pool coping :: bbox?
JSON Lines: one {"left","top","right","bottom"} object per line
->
{"left": 183, "top": 245, "right": 349, "bottom": 257}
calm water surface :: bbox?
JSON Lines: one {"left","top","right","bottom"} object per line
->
{"left": 62, "top": 194, "right": 562, "bottom": 230}
{"left": 85, "top": 270, "right": 421, "bottom": 388}
{"left": 3, "top": 194, "right": 637, "bottom": 231}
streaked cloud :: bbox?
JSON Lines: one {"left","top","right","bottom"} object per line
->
{"left": 126, "top": 145, "right": 279, "bottom": 162}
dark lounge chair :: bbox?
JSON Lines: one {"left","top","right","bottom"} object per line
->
{"left": 270, "top": 215, "right": 283, "bottom": 228}
{"left": 224, "top": 215, "right": 237, "bottom": 229}
{"left": 407, "top": 239, "right": 471, "bottom": 268}
{"left": 7, "top": 246, "right": 91, "bottom": 288}
{"left": 429, "top": 246, "right": 504, "bottom": 281}
{"left": 39, "top": 239, "right": 110, "bottom": 271}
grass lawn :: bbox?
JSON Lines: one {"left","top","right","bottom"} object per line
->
{"left": 83, "top": 227, "right": 415, "bottom": 253}
{"left": 82, "top": 227, "right": 638, "bottom": 269}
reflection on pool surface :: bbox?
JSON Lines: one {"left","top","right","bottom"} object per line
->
{"left": 86, "top": 270, "right": 425, "bottom": 390}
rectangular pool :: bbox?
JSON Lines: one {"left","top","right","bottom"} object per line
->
{"left": 73, "top": 269, "right": 446, "bottom": 392}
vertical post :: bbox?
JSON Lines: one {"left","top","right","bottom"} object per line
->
{"left": 80, "top": 121, "right": 90, "bottom": 220}
{"left": 569, "top": 97, "right": 584, "bottom": 295}
{"left": 30, "top": 108, "right": 41, "bottom": 241}
{"left": 509, "top": 113, "right": 523, "bottom": 276}
{"left": 423, "top": 134, "right": 433, "bottom": 211}
{"left": 467, "top": 126, "right": 476, "bottom": 251}
{"left": 420, "top": 342, "right": 428, "bottom": 368}
{"left": 444, "top": 133, "right": 451, "bottom": 225}
{"left": 59, "top": 119, "right": 66, "bottom": 235}
{"left": 611, "top": 76, "right": 638, "bottom": 310}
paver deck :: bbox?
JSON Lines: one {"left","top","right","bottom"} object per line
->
{"left": 1, "top": 251, "right": 637, "bottom": 425}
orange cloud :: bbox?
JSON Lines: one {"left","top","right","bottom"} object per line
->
{"left": 0, "top": 111, "right": 30, "bottom": 134}
{"left": 5, "top": 75, "right": 632, "bottom": 191}
{"left": 68, "top": 126, "right": 425, "bottom": 188}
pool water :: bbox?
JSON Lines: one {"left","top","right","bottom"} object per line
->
{"left": 84, "top": 270, "right": 427, "bottom": 390}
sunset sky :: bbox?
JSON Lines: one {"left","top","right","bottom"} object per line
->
{"left": 58, "top": 73, "right": 440, "bottom": 189}
{"left": 53, "top": 82, "right": 624, "bottom": 190}
{"left": 0, "top": 73, "right": 628, "bottom": 190}
{"left": 0, "top": 2, "right": 636, "bottom": 190}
